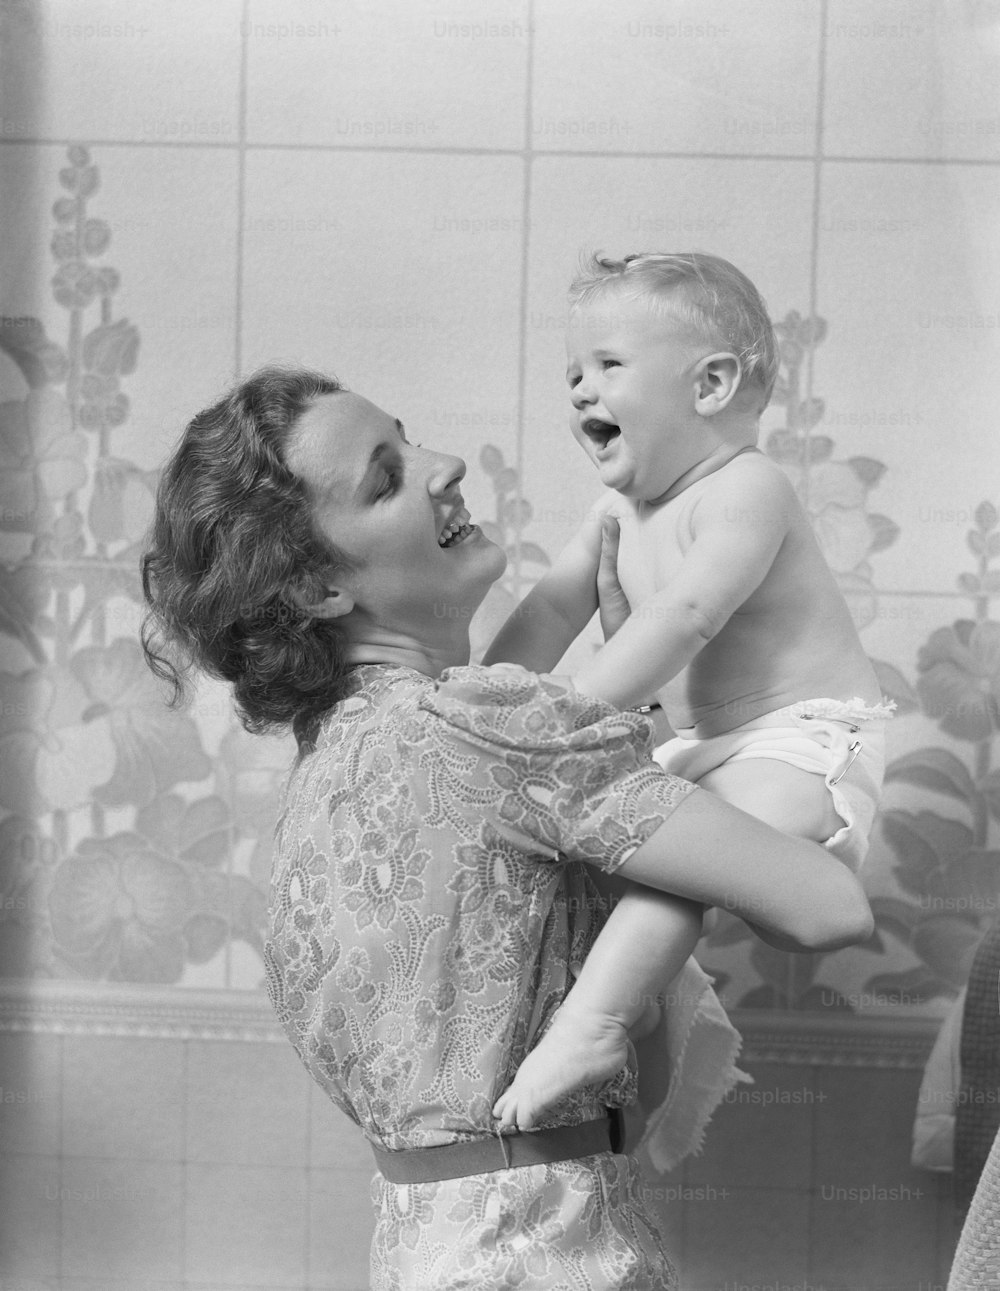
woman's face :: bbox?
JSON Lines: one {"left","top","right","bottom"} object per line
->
{"left": 287, "top": 391, "right": 506, "bottom": 633}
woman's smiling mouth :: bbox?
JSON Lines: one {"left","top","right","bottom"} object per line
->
{"left": 438, "top": 506, "right": 477, "bottom": 547}
{"left": 439, "top": 522, "right": 477, "bottom": 548}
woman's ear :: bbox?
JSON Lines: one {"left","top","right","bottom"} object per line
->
{"left": 693, "top": 352, "right": 742, "bottom": 415}
{"left": 299, "top": 589, "right": 355, "bottom": 620}
{"left": 286, "top": 571, "right": 355, "bottom": 620}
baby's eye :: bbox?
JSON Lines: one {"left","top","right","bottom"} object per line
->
{"left": 601, "top": 358, "right": 621, "bottom": 370}
{"left": 566, "top": 373, "right": 581, "bottom": 389}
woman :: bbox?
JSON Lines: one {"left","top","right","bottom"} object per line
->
{"left": 142, "top": 367, "right": 872, "bottom": 1290}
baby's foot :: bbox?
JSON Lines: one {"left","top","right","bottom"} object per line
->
{"left": 492, "top": 1005, "right": 630, "bottom": 1132}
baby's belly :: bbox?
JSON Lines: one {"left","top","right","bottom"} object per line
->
{"left": 661, "top": 627, "right": 879, "bottom": 740}
{"left": 663, "top": 682, "right": 798, "bottom": 740}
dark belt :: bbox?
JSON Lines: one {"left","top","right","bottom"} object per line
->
{"left": 372, "top": 1108, "right": 626, "bottom": 1184}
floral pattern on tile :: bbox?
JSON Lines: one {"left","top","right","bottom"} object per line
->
{"left": 2, "top": 144, "right": 997, "bottom": 1015}
{"left": 865, "top": 504, "right": 1000, "bottom": 1004}
{"left": 0, "top": 147, "right": 269, "bottom": 986}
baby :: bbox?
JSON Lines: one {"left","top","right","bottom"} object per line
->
{"left": 487, "top": 252, "right": 889, "bottom": 1130}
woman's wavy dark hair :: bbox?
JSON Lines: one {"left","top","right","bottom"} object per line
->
{"left": 140, "top": 365, "right": 354, "bottom": 738}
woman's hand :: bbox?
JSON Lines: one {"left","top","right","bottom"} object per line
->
{"left": 597, "top": 516, "right": 631, "bottom": 641}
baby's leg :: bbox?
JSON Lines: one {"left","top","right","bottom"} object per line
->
{"left": 491, "top": 998, "right": 635, "bottom": 1134}
{"left": 697, "top": 758, "right": 842, "bottom": 844}
{"left": 492, "top": 887, "right": 702, "bottom": 1131}
{"left": 697, "top": 758, "right": 843, "bottom": 946}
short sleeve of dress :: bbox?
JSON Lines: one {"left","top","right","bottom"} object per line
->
{"left": 420, "top": 662, "right": 697, "bottom": 872}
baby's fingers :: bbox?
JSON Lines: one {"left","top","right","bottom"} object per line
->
{"left": 597, "top": 516, "right": 631, "bottom": 641}
{"left": 598, "top": 516, "right": 622, "bottom": 582}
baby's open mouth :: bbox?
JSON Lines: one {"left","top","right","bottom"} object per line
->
{"left": 581, "top": 418, "right": 621, "bottom": 451}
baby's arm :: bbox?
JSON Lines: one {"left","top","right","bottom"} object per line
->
{"left": 483, "top": 496, "right": 614, "bottom": 673}
{"left": 493, "top": 887, "right": 703, "bottom": 1130}
{"left": 573, "top": 458, "right": 797, "bottom": 710}
{"left": 493, "top": 524, "right": 705, "bottom": 1132}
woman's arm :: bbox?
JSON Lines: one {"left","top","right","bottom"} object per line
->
{"left": 493, "top": 792, "right": 871, "bottom": 1131}
{"left": 617, "top": 788, "right": 873, "bottom": 950}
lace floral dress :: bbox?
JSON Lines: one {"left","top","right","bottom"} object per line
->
{"left": 265, "top": 662, "right": 697, "bottom": 1290}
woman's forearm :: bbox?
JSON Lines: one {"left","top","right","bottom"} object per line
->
{"left": 615, "top": 789, "right": 873, "bottom": 951}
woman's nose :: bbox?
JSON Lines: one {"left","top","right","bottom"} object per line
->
{"left": 428, "top": 450, "right": 466, "bottom": 495}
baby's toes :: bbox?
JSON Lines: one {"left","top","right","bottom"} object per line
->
{"left": 492, "top": 1091, "right": 518, "bottom": 1130}
{"left": 515, "top": 1100, "right": 539, "bottom": 1131}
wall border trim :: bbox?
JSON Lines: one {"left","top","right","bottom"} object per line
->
{"left": 0, "top": 980, "right": 942, "bottom": 1065}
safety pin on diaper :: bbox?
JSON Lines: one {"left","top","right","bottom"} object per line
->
{"left": 798, "top": 714, "right": 862, "bottom": 784}
{"left": 799, "top": 713, "right": 860, "bottom": 734}
{"left": 830, "top": 739, "right": 863, "bottom": 785}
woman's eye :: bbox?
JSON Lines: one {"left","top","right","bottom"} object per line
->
{"left": 376, "top": 472, "right": 399, "bottom": 499}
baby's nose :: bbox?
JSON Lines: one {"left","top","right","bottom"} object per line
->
{"left": 570, "top": 381, "right": 595, "bottom": 408}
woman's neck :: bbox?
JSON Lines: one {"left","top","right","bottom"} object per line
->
{"left": 346, "top": 632, "right": 472, "bottom": 680}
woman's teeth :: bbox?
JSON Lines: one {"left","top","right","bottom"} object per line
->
{"left": 439, "top": 523, "right": 474, "bottom": 548}
{"left": 438, "top": 511, "right": 475, "bottom": 547}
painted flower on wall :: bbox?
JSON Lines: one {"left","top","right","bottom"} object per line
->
{"left": 47, "top": 791, "right": 253, "bottom": 983}
{"left": 0, "top": 814, "right": 57, "bottom": 976}
{"left": 765, "top": 311, "right": 898, "bottom": 629}
{"left": 217, "top": 720, "right": 295, "bottom": 887}
{"left": 0, "top": 665, "right": 117, "bottom": 814}
{"left": 0, "top": 386, "right": 87, "bottom": 539}
{"left": 916, "top": 619, "right": 1000, "bottom": 742}
{"left": 865, "top": 503, "right": 1000, "bottom": 1005}
{"left": 69, "top": 638, "right": 210, "bottom": 806}
{"left": 49, "top": 830, "right": 196, "bottom": 982}
{"left": 471, "top": 444, "right": 551, "bottom": 662}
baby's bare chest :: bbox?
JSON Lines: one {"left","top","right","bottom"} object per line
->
{"left": 612, "top": 503, "right": 687, "bottom": 605}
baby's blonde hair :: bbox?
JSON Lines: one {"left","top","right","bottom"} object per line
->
{"left": 569, "top": 251, "right": 779, "bottom": 408}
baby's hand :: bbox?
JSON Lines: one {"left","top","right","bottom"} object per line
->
{"left": 492, "top": 1003, "right": 631, "bottom": 1132}
{"left": 597, "top": 516, "right": 631, "bottom": 641}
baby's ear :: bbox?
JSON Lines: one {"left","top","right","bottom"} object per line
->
{"left": 694, "top": 352, "right": 741, "bottom": 415}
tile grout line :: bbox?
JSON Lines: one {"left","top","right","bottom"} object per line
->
{"left": 56, "top": 1031, "right": 64, "bottom": 1282}
{"left": 180, "top": 1038, "right": 189, "bottom": 1282}
{"left": 513, "top": 0, "right": 536, "bottom": 603}
{"left": 790, "top": 0, "right": 829, "bottom": 1019}
{"left": 305, "top": 1083, "right": 315, "bottom": 1284}
{"left": 805, "top": 0, "right": 828, "bottom": 423}
{"left": 806, "top": 1060, "right": 821, "bottom": 1280}
{"left": 233, "top": 0, "right": 250, "bottom": 381}
{"left": 3, "top": 137, "right": 998, "bottom": 166}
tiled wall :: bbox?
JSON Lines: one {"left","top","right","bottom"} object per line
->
{"left": 0, "top": 1029, "right": 958, "bottom": 1289}
{"left": 2, "top": 0, "right": 997, "bottom": 1006}
{"left": 1, "top": 0, "right": 998, "bottom": 1287}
